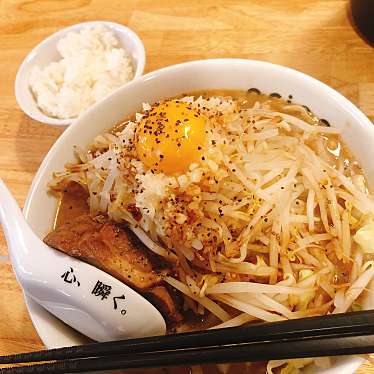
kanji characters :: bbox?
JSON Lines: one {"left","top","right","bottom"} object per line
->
{"left": 91, "top": 280, "right": 112, "bottom": 300}
{"left": 61, "top": 267, "right": 80, "bottom": 286}
{"left": 113, "top": 294, "right": 126, "bottom": 315}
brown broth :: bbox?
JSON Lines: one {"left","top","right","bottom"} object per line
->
{"left": 111, "top": 362, "right": 268, "bottom": 374}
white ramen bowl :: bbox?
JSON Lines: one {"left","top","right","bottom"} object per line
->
{"left": 22, "top": 59, "right": 374, "bottom": 373}
{"left": 15, "top": 21, "right": 145, "bottom": 126}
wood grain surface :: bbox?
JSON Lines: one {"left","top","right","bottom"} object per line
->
{"left": 0, "top": 0, "right": 374, "bottom": 372}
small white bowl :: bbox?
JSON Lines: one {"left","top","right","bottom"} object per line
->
{"left": 15, "top": 21, "right": 145, "bottom": 126}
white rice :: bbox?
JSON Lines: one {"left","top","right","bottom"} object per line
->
{"left": 29, "top": 25, "right": 134, "bottom": 119}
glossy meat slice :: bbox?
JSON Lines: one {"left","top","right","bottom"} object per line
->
{"left": 54, "top": 181, "right": 90, "bottom": 228}
{"left": 44, "top": 214, "right": 169, "bottom": 291}
{"left": 146, "top": 286, "right": 183, "bottom": 323}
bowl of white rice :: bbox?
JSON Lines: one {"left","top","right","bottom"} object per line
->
{"left": 15, "top": 21, "right": 145, "bottom": 126}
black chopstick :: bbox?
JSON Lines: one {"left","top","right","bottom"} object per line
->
{"left": 1, "top": 332, "right": 374, "bottom": 373}
{"left": 0, "top": 309, "right": 373, "bottom": 365}
{"left": 0, "top": 310, "right": 374, "bottom": 373}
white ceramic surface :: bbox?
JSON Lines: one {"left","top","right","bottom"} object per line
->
{"left": 15, "top": 21, "right": 145, "bottom": 126}
{"left": 22, "top": 59, "right": 374, "bottom": 372}
{"left": 0, "top": 179, "right": 166, "bottom": 341}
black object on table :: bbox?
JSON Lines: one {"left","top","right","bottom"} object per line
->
{"left": 351, "top": 0, "right": 374, "bottom": 46}
{"left": 1, "top": 310, "right": 374, "bottom": 373}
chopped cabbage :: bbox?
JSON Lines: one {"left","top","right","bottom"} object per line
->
{"left": 354, "top": 221, "right": 374, "bottom": 253}
{"left": 290, "top": 270, "right": 315, "bottom": 311}
{"left": 280, "top": 358, "right": 314, "bottom": 374}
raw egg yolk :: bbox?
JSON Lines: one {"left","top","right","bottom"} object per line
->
{"left": 136, "top": 101, "right": 206, "bottom": 175}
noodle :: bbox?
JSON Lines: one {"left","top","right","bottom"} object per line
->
{"left": 206, "top": 281, "right": 311, "bottom": 295}
{"left": 213, "top": 294, "right": 286, "bottom": 322}
{"left": 210, "top": 313, "right": 256, "bottom": 329}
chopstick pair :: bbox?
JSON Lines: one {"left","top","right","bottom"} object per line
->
{"left": 1, "top": 310, "right": 374, "bottom": 373}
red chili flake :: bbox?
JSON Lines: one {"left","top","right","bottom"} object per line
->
{"left": 127, "top": 204, "right": 142, "bottom": 221}
{"left": 186, "top": 210, "right": 197, "bottom": 225}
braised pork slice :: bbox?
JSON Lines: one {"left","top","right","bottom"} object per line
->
{"left": 44, "top": 214, "right": 169, "bottom": 291}
{"left": 146, "top": 286, "right": 183, "bottom": 323}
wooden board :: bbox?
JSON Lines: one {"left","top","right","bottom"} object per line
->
{"left": 0, "top": 0, "right": 373, "bottom": 372}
